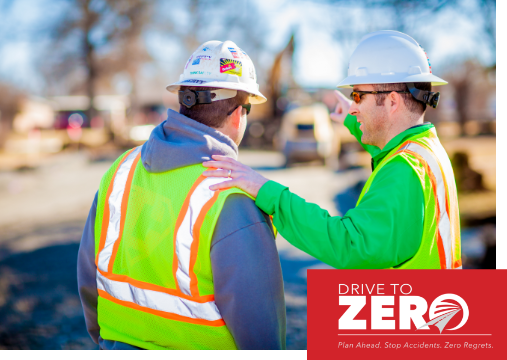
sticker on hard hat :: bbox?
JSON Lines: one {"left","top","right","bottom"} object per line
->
{"left": 202, "top": 46, "right": 210, "bottom": 51}
{"left": 419, "top": 45, "right": 432, "bottom": 73}
{"left": 228, "top": 47, "right": 240, "bottom": 59}
{"left": 182, "top": 79, "right": 207, "bottom": 84}
{"left": 185, "top": 55, "right": 193, "bottom": 69}
{"left": 196, "top": 55, "right": 212, "bottom": 60}
{"left": 228, "top": 47, "right": 248, "bottom": 59}
{"left": 192, "top": 58, "right": 200, "bottom": 65}
{"left": 220, "top": 58, "right": 242, "bottom": 76}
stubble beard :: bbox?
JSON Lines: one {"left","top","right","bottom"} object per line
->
{"left": 360, "top": 106, "right": 388, "bottom": 148}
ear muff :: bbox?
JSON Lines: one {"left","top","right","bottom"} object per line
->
{"left": 407, "top": 82, "right": 441, "bottom": 109}
{"left": 178, "top": 89, "right": 213, "bottom": 108}
{"left": 180, "top": 89, "right": 197, "bottom": 108}
{"left": 426, "top": 92, "right": 440, "bottom": 109}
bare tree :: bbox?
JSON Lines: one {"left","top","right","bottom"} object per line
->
{"left": 39, "top": 0, "right": 153, "bottom": 121}
{"left": 471, "top": 0, "right": 496, "bottom": 67}
{"left": 444, "top": 60, "right": 495, "bottom": 135}
{"left": 312, "top": 0, "right": 458, "bottom": 43}
{"left": 150, "top": 0, "right": 269, "bottom": 83}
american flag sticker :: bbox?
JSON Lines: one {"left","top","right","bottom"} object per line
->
{"left": 228, "top": 47, "right": 240, "bottom": 59}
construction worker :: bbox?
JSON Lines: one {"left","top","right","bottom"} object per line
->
{"left": 203, "top": 31, "right": 462, "bottom": 270}
{"left": 77, "top": 40, "right": 286, "bottom": 350}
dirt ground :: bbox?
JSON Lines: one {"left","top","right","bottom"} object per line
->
{"left": 0, "top": 150, "right": 119, "bottom": 349}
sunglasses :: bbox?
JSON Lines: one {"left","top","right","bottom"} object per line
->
{"left": 228, "top": 103, "right": 251, "bottom": 116}
{"left": 350, "top": 90, "right": 410, "bottom": 104}
{"left": 241, "top": 103, "right": 251, "bottom": 115}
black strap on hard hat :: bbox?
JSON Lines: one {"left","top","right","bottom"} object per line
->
{"left": 406, "top": 82, "right": 441, "bottom": 109}
{"left": 178, "top": 89, "right": 213, "bottom": 108}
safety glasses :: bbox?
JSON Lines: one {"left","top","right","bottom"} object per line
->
{"left": 228, "top": 103, "right": 251, "bottom": 116}
{"left": 241, "top": 103, "right": 251, "bottom": 115}
{"left": 350, "top": 90, "right": 410, "bottom": 104}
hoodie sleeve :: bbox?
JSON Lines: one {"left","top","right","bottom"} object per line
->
{"left": 210, "top": 194, "right": 286, "bottom": 350}
{"left": 77, "top": 192, "right": 100, "bottom": 344}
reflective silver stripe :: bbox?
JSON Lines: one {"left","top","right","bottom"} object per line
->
{"left": 97, "top": 146, "right": 141, "bottom": 273}
{"left": 403, "top": 142, "right": 452, "bottom": 269}
{"left": 97, "top": 271, "right": 222, "bottom": 321}
{"left": 175, "top": 176, "right": 229, "bottom": 295}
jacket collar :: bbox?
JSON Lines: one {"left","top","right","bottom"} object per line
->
{"left": 372, "top": 122, "right": 435, "bottom": 168}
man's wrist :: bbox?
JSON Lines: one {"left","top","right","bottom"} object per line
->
{"left": 252, "top": 177, "right": 269, "bottom": 198}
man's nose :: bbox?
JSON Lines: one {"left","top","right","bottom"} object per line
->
{"left": 349, "top": 101, "right": 359, "bottom": 116}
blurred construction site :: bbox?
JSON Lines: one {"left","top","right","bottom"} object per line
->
{"left": 0, "top": 0, "right": 496, "bottom": 350}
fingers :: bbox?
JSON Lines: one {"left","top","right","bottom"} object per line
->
{"left": 209, "top": 179, "right": 237, "bottom": 191}
{"left": 211, "top": 155, "right": 236, "bottom": 162}
{"left": 204, "top": 156, "right": 252, "bottom": 174}
{"left": 202, "top": 169, "right": 233, "bottom": 178}
{"left": 203, "top": 155, "right": 242, "bottom": 170}
{"left": 330, "top": 112, "right": 342, "bottom": 122}
{"left": 335, "top": 90, "right": 353, "bottom": 108}
{"left": 334, "top": 90, "right": 349, "bottom": 103}
{"left": 330, "top": 90, "right": 352, "bottom": 124}
{"left": 202, "top": 160, "right": 235, "bottom": 170}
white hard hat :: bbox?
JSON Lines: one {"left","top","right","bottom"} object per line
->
{"left": 337, "top": 30, "right": 447, "bottom": 88}
{"left": 166, "top": 40, "right": 267, "bottom": 104}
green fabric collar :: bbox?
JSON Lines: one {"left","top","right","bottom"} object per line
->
{"left": 373, "top": 122, "right": 434, "bottom": 165}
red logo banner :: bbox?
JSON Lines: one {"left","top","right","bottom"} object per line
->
{"left": 308, "top": 270, "right": 507, "bottom": 359}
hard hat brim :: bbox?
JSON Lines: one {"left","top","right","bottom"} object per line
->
{"left": 166, "top": 80, "right": 267, "bottom": 104}
{"left": 337, "top": 73, "right": 448, "bottom": 88}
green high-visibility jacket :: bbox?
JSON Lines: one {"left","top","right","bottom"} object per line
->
{"left": 255, "top": 115, "right": 461, "bottom": 269}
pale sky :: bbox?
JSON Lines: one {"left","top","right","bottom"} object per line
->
{"left": 0, "top": 0, "right": 496, "bottom": 94}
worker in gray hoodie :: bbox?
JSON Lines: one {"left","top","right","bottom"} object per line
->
{"left": 77, "top": 40, "right": 286, "bottom": 350}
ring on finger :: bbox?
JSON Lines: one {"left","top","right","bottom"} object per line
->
{"left": 227, "top": 169, "right": 232, "bottom": 178}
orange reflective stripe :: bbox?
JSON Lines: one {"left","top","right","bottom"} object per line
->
{"left": 107, "top": 151, "right": 141, "bottom": 273}
{"left": 401, "top": 149, "right": 447, "bottom": 269}
{"left": 453, "top": 258, "right": 462, "bottom": 269}
{"left": 96, "top": 148, "right": 136, "bottom": 267}
{"left": 189, "top": 190, "right": 221, "bottom": 297}
{"left": 427, "top": 142, "right": 452, "bottom": 260}
{"left": 391, "top": 141, "right": 410, "bottom": 159}
{"left": 97, "top": 268, "right": 215, "bottom": 303}
{"left": 98, "top": 289, "right": 225, "bottom": 327}
{"left": 436, "top": 233, "right": 446, "bottom": 270}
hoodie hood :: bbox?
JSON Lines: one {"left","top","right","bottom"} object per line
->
{"left": 141, "top": 108, "right": 238, "bottom": 173}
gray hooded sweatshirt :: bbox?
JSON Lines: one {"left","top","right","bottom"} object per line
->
{"left": 77, "top": 109, "right": 286, "bottom": 350}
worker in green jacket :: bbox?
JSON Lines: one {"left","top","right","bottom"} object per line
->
{"left": 202, "top": 30, "right": 462, "bottom": 269}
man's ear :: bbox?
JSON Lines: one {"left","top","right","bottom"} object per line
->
{"left": 227, "top": 105, "right": 242, "bottom": 130}
{"left": 387, "top": 91, "right": 401, "bottom": 114}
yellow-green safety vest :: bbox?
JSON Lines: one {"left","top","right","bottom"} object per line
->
{"left": 94, "top": 146, "right": 255, "bottom": 349}
{"left": 357, "top": 128, "right": 462, "bottom": 269}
